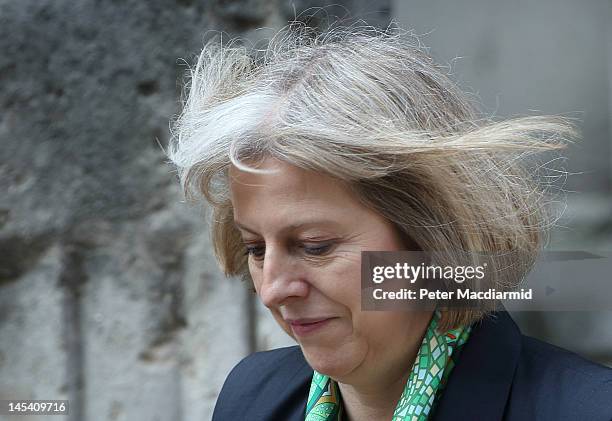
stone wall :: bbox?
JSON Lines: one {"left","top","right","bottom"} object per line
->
{"left": 0, "top": 1, "right": 389, "bottom": 420}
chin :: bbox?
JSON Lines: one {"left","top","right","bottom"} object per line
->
{"left": 299, "top": 343, "right": 360, "bottom": 380}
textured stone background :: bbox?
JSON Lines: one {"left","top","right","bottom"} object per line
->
{"left": 0, "top": 1, "right": 389, "bottom": 420}
{"left": 1, "top": 0, "right": 610, "bottom": 420}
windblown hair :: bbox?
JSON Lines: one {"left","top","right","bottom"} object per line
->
{"left": 166, "top": 22, "right": 574, "bottom": 330}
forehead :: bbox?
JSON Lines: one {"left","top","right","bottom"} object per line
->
{"left": 228, "top": 158, "right": 360, "bottom": 224}
{"left": 229, "top": 158, "right": 348, "bottom": 202}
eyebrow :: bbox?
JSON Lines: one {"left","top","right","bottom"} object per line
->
{"left": 233, "top": 219, "right": 343, "bottom": 235}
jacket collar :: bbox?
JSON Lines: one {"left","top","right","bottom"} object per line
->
{"left": 431, "top": 311, "right": 522, "bottom": 420}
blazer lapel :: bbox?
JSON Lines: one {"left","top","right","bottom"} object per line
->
{"left": 431, "top": 311, "right": 522, "bottom": 421}
{"left": 280, "top": 363, "right": 312, "bottom": 421}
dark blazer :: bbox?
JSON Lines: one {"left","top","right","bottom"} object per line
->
{"left": 212, "top": 312, "right": 612, "bottom": 420}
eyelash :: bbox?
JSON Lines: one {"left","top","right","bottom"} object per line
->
{"left": 243, "top": 243, "right": 333, "bottom": 261}
{"left": 243, "top": 245, "right": 265, "bottom": 259}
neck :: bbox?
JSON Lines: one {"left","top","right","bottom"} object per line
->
{"left": 338, "top": 368, "right": 412, "bottom": 421}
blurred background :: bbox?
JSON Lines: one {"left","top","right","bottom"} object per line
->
{"left": 0, "top": 0, "right": 610, "bottom": 420}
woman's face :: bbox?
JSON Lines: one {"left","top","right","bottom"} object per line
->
{"left": 229, "top": 157, "right": 431, "bottom": 383}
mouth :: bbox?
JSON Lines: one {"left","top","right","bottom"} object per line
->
{"left": 287, "top": 318, "right": 336, "bottom": 336}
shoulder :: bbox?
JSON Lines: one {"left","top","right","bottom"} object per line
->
{"left": 520, "top": 334, "right": 612, "bottom": 381}
{"left": 212, "top": 346, "right": 312, "bottom": 421}
{"left": 510, "top": 334, "right": 612, "bottom": 420}
{"left": 223, "top": 345, "right": 307, "bottom": 381}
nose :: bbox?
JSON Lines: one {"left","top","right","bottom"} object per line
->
{"left": 258, "top": 245, "right": 309, "bottom": 308}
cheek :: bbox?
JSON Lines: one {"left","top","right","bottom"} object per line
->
{"left": 352, "top": 312, "right": 415, "bottom": 355}
{"left": 316, "top": 255, "right": 363, "bottom": 307}
{"left": 333, "top": 252, "right": 418, "bottom": 341}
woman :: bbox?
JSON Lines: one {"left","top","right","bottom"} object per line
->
{"left": 167, "top": 23, "right": 612, "bottom": 420}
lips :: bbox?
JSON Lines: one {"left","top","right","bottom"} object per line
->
{"left": 287, "top": 317, "right": 330, "bottom": 325}
{"left": 286, "top": 317, "right": 335, "bottom": 336}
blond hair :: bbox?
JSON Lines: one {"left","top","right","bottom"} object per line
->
{"left": 167, "top": 22, "right": 575, "bottom": 330}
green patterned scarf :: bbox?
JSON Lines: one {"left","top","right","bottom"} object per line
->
{"left": 305, "top": 310, "right": 471, "bottom": 421}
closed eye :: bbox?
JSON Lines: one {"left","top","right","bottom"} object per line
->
{"left": 244, "top": 245, "right": 265, "bottom": 260}
{"left": 301, "top": 243, "right": 333, "bottom": 256}
{"left": 242, "top": 241, "right": 335, "bottom": 263}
